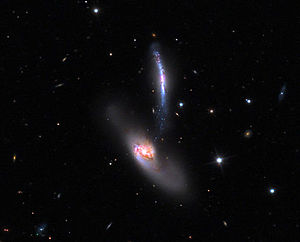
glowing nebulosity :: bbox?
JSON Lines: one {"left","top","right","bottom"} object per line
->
{"left": 134, "top": 144, "right": 154, "bottom": 160}
{"left": 128, "top": 134, "right": 160, "bottom": 171}
{"left": 125, "top": 132, "right": 185, "bottom": 194}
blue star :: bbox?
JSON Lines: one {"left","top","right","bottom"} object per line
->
{"left": 245, "top": 98, "right": 252, "bottom": 104}
{"left": 270, "top": 188, "right": 275, "bottom": 194}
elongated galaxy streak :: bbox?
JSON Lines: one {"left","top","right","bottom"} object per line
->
{"left": 278, "top": 83, "right": 287, "bottom": 102}
{"left": 153, "top": 50, "right": 167, "bottom": 131}
{"left": 153, "top": 51, "right": 166, "bottom": 99}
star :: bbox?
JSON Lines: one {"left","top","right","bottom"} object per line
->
{"left": 93, "top": 8, "right": 99, "bottom": 14}
{"left": 179, "top": 102, "right": 184, "bottom": 107}
{"left": 216, "top": 157, "right": 223, "bottom": 164}
{"left": 35, "top": 223, "right": 47, "bottom": 237}
{"left": 269, "top": 188, "right": 275, "bottom": 194}
{"left": 245, "top": 98, "right": 252, "bottom": 104}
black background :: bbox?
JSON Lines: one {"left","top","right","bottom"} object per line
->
{"left": 1, "top": 0, "right": 298, "bottom": 241}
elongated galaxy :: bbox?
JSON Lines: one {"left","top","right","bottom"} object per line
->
{"left": 153, "top": 50, "right": 167, "bottom": 132}
{"left": 153, "top": 51, "right": 166, "bottom": 100}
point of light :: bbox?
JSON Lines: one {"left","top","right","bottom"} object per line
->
{"left": 179, "top": 102, "right": 184, "bottom": 107}
{"left": 245, "top": 98, "right": 252, "bottom": 104}
{"left": 270, "top": 188, "right": 275, "bottom": 194}
{"left": 216, "top": 157, "right": 223, "bottom": 164}
{"left": 93, "top": 8, "right": 99, "bottom": 13}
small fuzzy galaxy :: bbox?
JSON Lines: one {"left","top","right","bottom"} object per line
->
{"left": 2, "top": 1, "right": 297, "bottom": 241}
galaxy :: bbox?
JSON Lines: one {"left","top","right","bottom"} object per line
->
{"left": 107, "top": 103, "right": 187, "bottom": 195}
{"left": 278, "top": 83, "right": 287, "bottom": 102}
{"left": 106, "top": 45, "right": 189, "bottom": 196}
{"left": 2, "top": 1, "right": 297, "bottom": 241}
{"left": 152, "top": 44, "right": 168, "bottom": 133}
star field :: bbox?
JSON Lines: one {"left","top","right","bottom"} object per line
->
{"left": 1, "top": 1, "right": 298, "bottom": 241}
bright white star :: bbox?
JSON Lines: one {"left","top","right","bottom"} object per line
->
{"left": 245, "top": 98, "right": 252, "bottom": 104}
{"left": 216, "top": 157, "right": 223, "bottom": 164}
